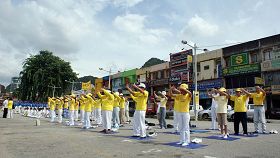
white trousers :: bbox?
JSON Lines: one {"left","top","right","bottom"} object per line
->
{"left": 211, "top": 107, "right": 217, "bottom": 129}
{"left": 102, "top": 110, "right": 112, "bottom": 130}
{"left": 112, "top": 107, "right": 120, "bottom": 127}
{"left": 95, "top": 108, "right": 102, "bottom": 125}
{"left": 83, "top": 112, "right": 91, "bottom": 128}
{"left": 125, "top": 110, "right": 130, "bottom": 122}
{"left": 92, "top": 109, "right": 96, "bottom": 120}
{"left": 69, "top": 110, "right": 75, "bottom": 125}
{"left": 80, "top": 110, "right": 85, "bottom": 123}
{"left": 133, "top": 110, "right": 146, "bottom": 137}
{"left": 177, "top": 112, "right": 190, "bottom": 144}
{"left": 7, "top": 109, "right": 13, "bottom": 119}
{"left": 57, "top": 109, "right": 63, "bottom": 123}
{"left": 173, "top": 111, "right": 179, "bottom": 131}
{"left": 74, "top": 110, "right": 79, "bottom": 121}
{"left": 50, "top": 110, "right": 55, "bottom": 122}
{"left": 254, "top": 106, "right": 266, "bottom": 132}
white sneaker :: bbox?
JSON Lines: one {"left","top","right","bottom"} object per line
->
{"left": 220, "top": 134, "right": 224, "bottom": 138}
{"left": 181, "top": 143, "right": 189, "bottom": 146}
{"left": 223, "top": 135, "right": 228, "bottom": 139}
{"left": 176, "top": 142, "right": 183, "bottom": 145}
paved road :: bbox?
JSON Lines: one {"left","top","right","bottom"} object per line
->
{"left": 0, "top": 113, "right": 279, "bottom": 158}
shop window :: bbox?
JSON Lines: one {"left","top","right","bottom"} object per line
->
{"left": 204, "top": 65, "right": 209, "bottom": 70}
{"left": 263, "top": 48, "right": 272, "bottom": 61}
{"left": 250, "top": 53, "right": 258, "bottom": 63}
{"left": 225, "top": 57, "right": 230, "bottom": 67}
{"left": 197, "top": 63, "right": 201, "bottom": 72}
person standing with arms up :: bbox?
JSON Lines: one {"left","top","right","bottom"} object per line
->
{"left": 169, "top": 84, "right": 192, "bottom": 146}
{"left": 49, "top": 97, "right": 56, "bottom": 122}
{"left": 250, "top": 86, "right": 267, "bottom": 133}
{"left": 124, "top": 96, "right": 130, "bottom": 123}
{"left": 74, "top": 97, "right": 79, "bottom": 122}
{"left": 154, "top": 91, "right": 168, "bottom": 129}
{"left": 112, "top": 92, "right": 121, "bottom": 128}
{"left": 68, "top": 94, "right": 76, "bottom": 126}
{"left": 119, "top": 93, "right": 126, "bottom": 126}
{"left": 57, "top": 97, "right": 64, "bottom": 123}
{"left": 207, "top": 88, "right": 219, "bottom": 130}
{"left": 126, "top": 83, "right": 149, "bottom": 138}
{"left": 83, "top": 93, "right": 93, "bottom": 129}
{"left": 230, "top": 88, "right": 250, "bottom": 135}
{"left": 98, "top": 88, "right": 114, "bottom": 134}
{"left": 212, "top": 88, "right": 230, "bottom": 138}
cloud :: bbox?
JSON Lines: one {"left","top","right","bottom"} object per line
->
{"left": 183, "top": 15, "right": 219, "bottom": 37}
{"left": 113, "top": 13, "right": 172, "bottom": 44}
{"left": 252, "top": 1, "right": 264, "bottom": 11}
{"left": 112, "top": 0, "right": 144, "bottom": 8}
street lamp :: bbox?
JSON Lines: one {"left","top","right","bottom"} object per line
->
{"left": 99, "top": 67, "right": 112, "bottom": 90}
{"left": 181, "top": 40, "right": 199, "bottom": 121}
{"left": 48, "top": 85, "right": 61, "bottom": 97}
{"left": 65, "top": 80, "right": 82, "bottom": 93}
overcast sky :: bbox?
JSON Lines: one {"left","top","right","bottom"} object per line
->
{"left": 0, "top": 0, "right": 279, "bottom": 86}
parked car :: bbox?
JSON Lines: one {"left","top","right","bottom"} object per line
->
{"left": 266, "top": 108, "right": 280, "bottom": 119}
{"left": 198, "top": 105, "right": 233, "bottom": 120}
{"left": 166, "top": 105, "right": 203, "bottom": 120}
{"left": 227, "top": 104, "right": 254, "bottom": 121}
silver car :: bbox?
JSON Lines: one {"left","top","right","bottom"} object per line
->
{"left": 198, "top": 105, "right": 233, "bottom": 120}
{"left": 227, "top": 104, "right": 254, "bottom": 121}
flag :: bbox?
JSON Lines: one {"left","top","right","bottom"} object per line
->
{"left": 82, "top": 81, "right": 92, "bottom": 90}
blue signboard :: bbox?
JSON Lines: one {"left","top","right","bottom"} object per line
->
{"left": 189, "top": 79, "right": 223, "bottom": 90}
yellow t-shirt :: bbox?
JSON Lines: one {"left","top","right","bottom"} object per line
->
{"left": 160, "top": 97, "right": 168, "bottom": 108}
{"left": 113, "top": 94, "right": 120, "bottom": 108}
{"left": 251, "top": 92, "right": 265, "bottom": 106}
{"left": 74, "top": 100, "right": 79, "bottom": 110}
{"left": 55, "top": 99, "right": 63, "bottom": 109}
{"left": 79, "top": 96, "right": 86, "bottom": 111}
{"left": 49, "top": 99, "right": 56, "bottom": 110}
{"left": 98, "top": 90, "right": 114, "bottom": 111}
{"left": 119, "top": 97, "right": 125, "bottom": 109}
{"left": 230, "top": 95, "right": 249, "bottom": 112}
{"left": 7, "top": 100, "right": 13, "bottom": 110}
{"left": 85, "top": 97, "right": 93, "bottom": 112}
{"left": 63, "top": 99, "right": 69, "bottom": 109}
{"left": 94, "top": 99, "right": 102, "bottom": 109}
{"left": 131, "top": 91, "right": 149, "bottom": 111}
{"left": 173, "top": 94, "right": 191, "bottom": 113}
{"left": 69, "top": 98, "right": 75, "bottom": 111}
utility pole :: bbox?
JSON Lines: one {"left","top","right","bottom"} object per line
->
{"left": 48, "top": 85, "right": 61, "bottom": 97}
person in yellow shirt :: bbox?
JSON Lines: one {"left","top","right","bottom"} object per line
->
{"left": 98, "top": 88, "right": 114, "bottom": 134}
{"left": 48, "top": 97, "right": 56, "bottom": 122}
{"left": 119, "top": 93, "right": 126, "bottom": 126}
{"left": 126, "top": 83, "right": 149, "bottom": 138}
{"left": 79, "top": 95, "right": 86, "bottom": 123}
{"left": 230, "top": 88, "right": 250, "bottom": 135}
{"left": 112, "top": 92, "right": 121, "bottom": 128}
{"left": 154, "top": 91, "right": 168, "bottom": 129}
{"left": 68, "top": 94, "right": 76, "bottom": 126}
{"left": 250, "top": 86, "right": 266, "bottom": 133}
{"left": 93, "top": 96, "right": 102, "bottom": 126}
{"left": 83, "top": 93, "right": 93, "bottom": 129}
{"left": 74, "top": 97, "right": 79, "bottom": 122}
{"left": 168, "top": 85, "right": 179, "bottom": 133}
{"left": 63, "top": 97, "right": 69, "bottom": 118}
{"left": 7, "top": 97, "right": 14, "bottom": 119}
{"left": 57, "top": 97, "right": 64, "bottom": 123}
{"left": 169, "top": 84, "right": 192, "bottom": 146}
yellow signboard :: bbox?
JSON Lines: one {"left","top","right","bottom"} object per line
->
{"left": 254, "top": 77, "right": 264, "bottom": 85}
{"left": 82, "top": 81, "right": 92, "bottom": 90}
{"left": 187, "top": 55, "right": 193, "bottom": 63}
{"left": 194, "top": 91, "right": 199, "bottom": 106}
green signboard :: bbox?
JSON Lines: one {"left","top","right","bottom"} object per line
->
{"left": 272, "top": 59, "right": 280, "bottom": 68}
{"left": 223, "top": 63, "right": 260, "bottom": 76}
{"left": 230, "top": 53, "right": 249, "bottom": 66}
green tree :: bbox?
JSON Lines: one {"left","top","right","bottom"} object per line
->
{"left": 141, "top": 57, "right": 166, "bottom": 68}
{"left": 19, "top": 50, "right": 78, "bottom": 102}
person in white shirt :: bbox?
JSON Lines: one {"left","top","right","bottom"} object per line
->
{"left": 212, "top": 88, "right": 230, "bottom": 139}
{"left": 207, "top": 88, "right": 219, "bottom": 130}
{"left": 2, "top": 98, "right": 8, "bottom": 118}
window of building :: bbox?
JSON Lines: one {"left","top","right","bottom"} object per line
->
{"left": 263, "top": 48, "right": 272, "bottom": 61}
{"left": 250, "top": 53, "right": 258, "bottom": 63}
{"left": 197, "top": 63, "right": 201, "bottom": 72}
{"left": 225, "top": 57, "right": 230, "bottom": 67}
{"left": 160, "top": 70, "right": 164, "bottom": 79}
{"left": 157, "top": 71, "right": 161, "bottom": 79}
{"left": 204, "top": 65, "right": 209, "bottom": 70}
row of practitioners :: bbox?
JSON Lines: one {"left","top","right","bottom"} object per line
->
{"left": 47, "top": 91, "right": 130, "bottom": 129}
{"left": 208, "top": 86, "right": 267, "bottom": 138}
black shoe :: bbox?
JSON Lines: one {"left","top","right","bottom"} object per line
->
{"left": 99, "top": 129, "right": 106, "bottom": 133}
{"left": 132, "top": 135, "right": 140, "bottom": 137}
{"left": 253, "top": 131, "right": 258, "bottom": 134}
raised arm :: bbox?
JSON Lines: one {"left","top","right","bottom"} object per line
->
{"left": 126, "top": 84, "right": 136, "bottom": 96}
{"left": 132, "top": 84, "right": 145, "bottom": 94}
{"left": 241, "top": 88, "right": 251, "bottom": 97}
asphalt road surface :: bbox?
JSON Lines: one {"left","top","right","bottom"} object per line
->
{"left": 0, "top": 113, "right": 280, "bottom": 158}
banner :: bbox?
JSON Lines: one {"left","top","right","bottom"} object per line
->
{"left": 230, "top": 53, "right": 249, "bottom": 66}
{"left": 223, "top": 63, "right": 260, "bottom": 76}
{"left": 82, "top": 81, "right": 92, "bottom": 90}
